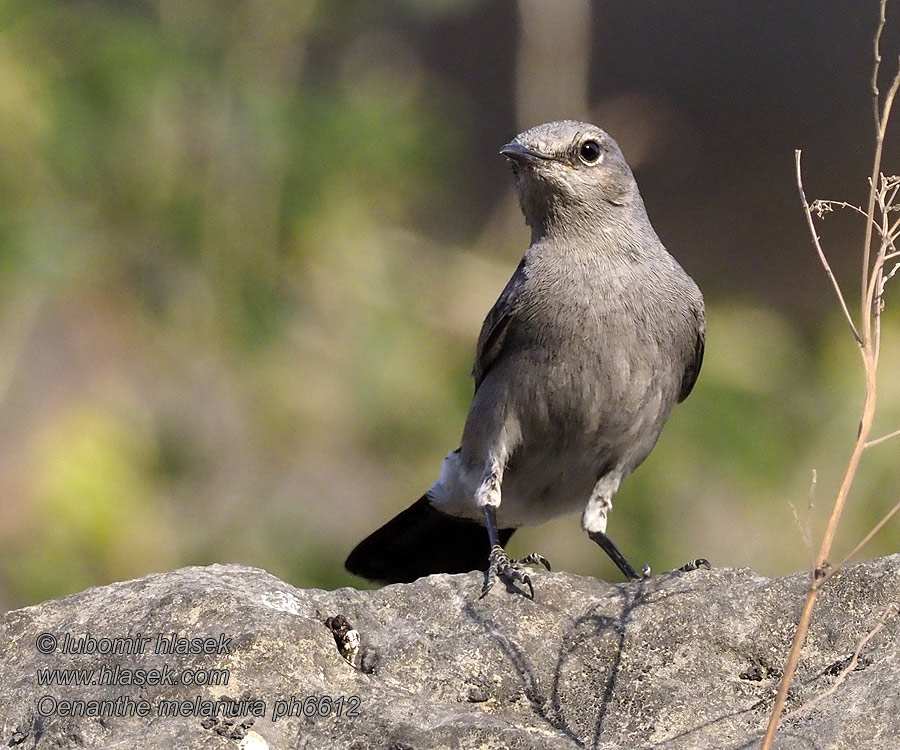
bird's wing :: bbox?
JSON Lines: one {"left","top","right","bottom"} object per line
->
{"left": 472, "top": 256, "right": 527, "bottom": 392}
{"left": 678, "top": 303, "right": 705, "bottom": 403}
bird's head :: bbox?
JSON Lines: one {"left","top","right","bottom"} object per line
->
{"left": 501, "top": 121, "right": 640, "bottom": 236}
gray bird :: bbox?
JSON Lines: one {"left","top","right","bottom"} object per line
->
{"left": 346, "top": 120, "right": 706, "bottom": 596}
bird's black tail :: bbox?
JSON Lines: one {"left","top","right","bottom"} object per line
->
{"left": 345, "top": 494, "right": 516, "bottom": 584}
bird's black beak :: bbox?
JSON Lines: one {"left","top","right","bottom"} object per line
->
{"left": 500, "top": 142, "right": 550, "bottom": 165}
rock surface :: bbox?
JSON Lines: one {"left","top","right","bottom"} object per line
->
{"left": 1, "top": 557, "right": 899, "bottom": 749}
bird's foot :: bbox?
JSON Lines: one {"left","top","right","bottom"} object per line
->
{"left": 676, "top": 558, "right": 711, "bottom": 573}
{"left": 642, "top": 559, "right": 711, "bottom": 578}
{"left": 480, "top": 545, "right": 551, "bottom": 599}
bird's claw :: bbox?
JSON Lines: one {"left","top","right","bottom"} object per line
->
{"left": 516, "top": 552, "right": 552, "bottom": 571}
{"left": 481, "top": 545, "right": 551, "bottom": 599}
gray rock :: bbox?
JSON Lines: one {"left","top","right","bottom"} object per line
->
{"left": 1, "top": 557, "right": 898, "bottom": 749}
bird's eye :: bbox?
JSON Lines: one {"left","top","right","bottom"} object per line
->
{"left": 579, "top": 139, "right": 602, "bottom": 165}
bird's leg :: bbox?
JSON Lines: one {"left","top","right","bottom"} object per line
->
{"left": 476, "top": 455, "right": 549, "bottom": 598}
{"left": 474, "top": 452, "right": 504, "bottom": 540}
{"left": 589, "top": 532, "right": 711, "bottom": 580}
{"left": 582, "top": 474, "right": 643, "bottom": 581}
{"left": 583, "top": 476, "right": 711, "bottom": 580}
{"left": 587, "top": 529, "right": 642, "bottom": 581}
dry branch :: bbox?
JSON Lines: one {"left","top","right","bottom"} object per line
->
{"left": 781, "top": 603, "right": 897, "bottom": 723}
{"left": 761, "top": 2, "right": 900, "bottom": 746}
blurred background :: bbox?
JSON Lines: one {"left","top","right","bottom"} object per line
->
{"left": 1, "top": 0, "right": 899, "bottom": 610}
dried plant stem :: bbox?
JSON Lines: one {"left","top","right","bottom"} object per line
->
{"left": 863, "top": 52, "right": 900, "bottom": 346}
{"left": 865, "top": 426, "right": 900, "bottom": 446}
{"left": 781, "top": 603, "right": 896, "bottom": 723}
{"left": 795, "top": 152, "right": 861, "bottom": 344}
{"left": 761, "top": 4, "right": 900, "bottom": 745}
{"left": 837, "top": 497, "right": 900, "bottom": 569}
{"left": 761, "top": 364, "right": 877, "bottom": 750}
{"left": 889, "top": 216, "right": 900, "bottom": 240}
{"left": 818, "top": 361, "right": 879, "bottom": 567}
{"left": 865, "top": 0, "right": 889, "bottom": 302}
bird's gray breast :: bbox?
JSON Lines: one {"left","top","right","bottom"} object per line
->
{"left": 513, "top": 255, "right": 677, "bottom": 434}
{"left": 486, "top": 253, "right": 685, "bottom": 523}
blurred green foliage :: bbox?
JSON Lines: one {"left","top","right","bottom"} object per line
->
{"left": 0, "top": 1, "right": 898, "bottom": 609}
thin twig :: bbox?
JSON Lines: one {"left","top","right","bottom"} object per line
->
{"left": 796, "top": 151, "right": 862, "bottom": 343}
{"left": 863, "top": 67, "right": 900, "bottom": 341}
{"left": 866, "top": 426, "right": 900, "bottom": 447}
{"left": 837, "top": 498, "right": 900, "bottom": 571}
{"left": 789, "top": 470, "right": 817, "bottom": 566}
{"left": 882, "top": 262, "right": 900, "bottom": 290}
{"left": 874, "top": 0, "right": 887, "bottom": 111}
{"left": 889, "top": 207, "right": 900, "bottom": 239}
{"left": 868, "top": 181, "right": 900, "bottom": 319}
{"left": 782, "top": 603, "right": 897, "bottom": 722}
{"left": 812, "top": 199, "right": 880, "bottom": 226}
{"left": 889, "top": 212, "right": 900, "bottom": 239}
{"left": 865, "top": 0, "right": 889, "bottom": 307}
{"left": 886, "top": 178, "right": 900, "bottom": 213}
